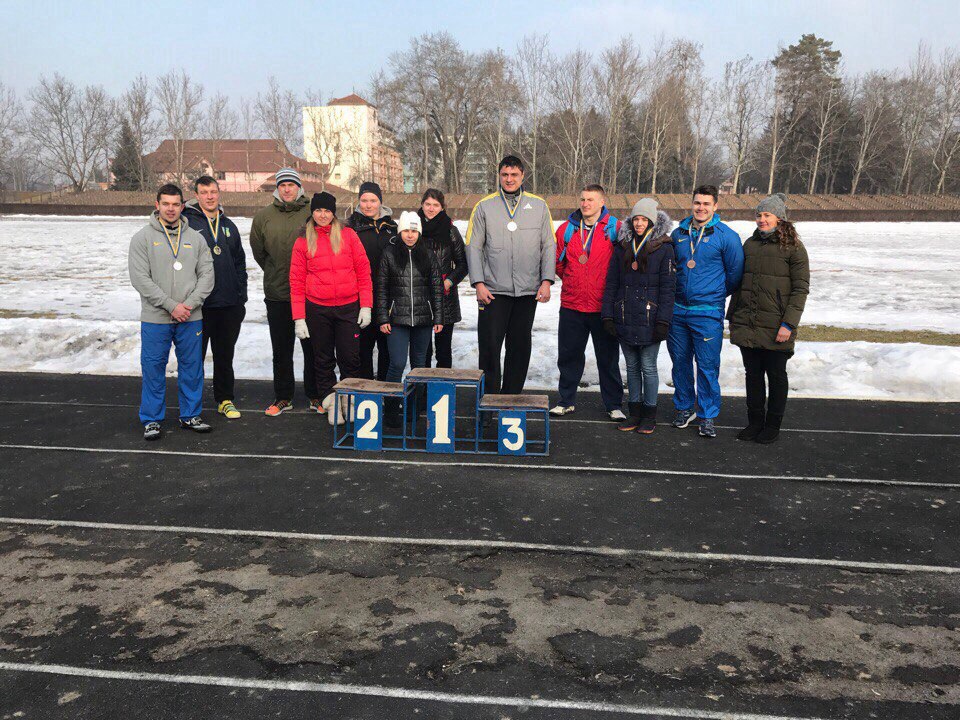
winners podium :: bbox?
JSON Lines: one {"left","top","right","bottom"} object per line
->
{"left": 332, "top": 368, "right": 550, "bottom": 456}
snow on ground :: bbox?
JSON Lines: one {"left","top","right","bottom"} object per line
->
{"left": 0, "top": 214, "right": 958, "bottom": 401}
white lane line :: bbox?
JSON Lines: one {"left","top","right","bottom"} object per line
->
{"left": 2, "top": 516, "right": 958, "bottom": 575}
{"left": 1, "top": 442, "right": 958, "bottom": 490}
{"left": 0, "top": 661, "right": 829, "bottom": 720}
{"left": 2, "top": 399, "right": 958, "bottom": 438}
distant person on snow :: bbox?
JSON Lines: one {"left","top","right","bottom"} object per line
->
{"left": 550, "top": 183, "right": 625, "bottom": 421}
{"left": 668, "top": 185, "right": 744, "bottom": 438}
{"left": 128, "top": 183, "right": 214, "bottom": 441}
{"left": 728, "top": 193, "right": 810, "bottom": 444}
{"left": 182, "top": 175, "right": 247, "bottom": 420}
{"left": 601, "top": 198, "right": 676, "bottom": 434}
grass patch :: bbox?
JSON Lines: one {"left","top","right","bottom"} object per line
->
{"left": 770, "top": 325, "right": 958, "bottom": 346}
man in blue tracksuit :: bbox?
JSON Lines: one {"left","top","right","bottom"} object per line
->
{"left": 668, "top": 185, "right": 744, "bottom": 438}
{"left": 129, "top": 183, "right": 215, "bottom": 441}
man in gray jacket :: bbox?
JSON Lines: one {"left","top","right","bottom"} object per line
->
{"left": 466, "top": 155, "right": 555, "bottom": 394}
{"left": 129, "top": 183, "right": 215, "bottom": 440}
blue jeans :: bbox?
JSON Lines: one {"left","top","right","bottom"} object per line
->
{"left": 385, "top": 325, "right": 433, "bottom": 383}
{"left": 620, "top": 341, "right": 660, "bottom": 406}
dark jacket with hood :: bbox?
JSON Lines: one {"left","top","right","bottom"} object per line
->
{"left": 418, "top": 208, "right": 468, "bottom": 324}
{"left": 348, "top": 207, "right": 398, "bottom": 291}
{"left": 728, "top": 228, "right": 810, "bottom": 352}
{"left": 182, "top": 200, "right": 247, "bottom": 308}
{"left": 601, "top": 211, "right": 677, "bottom": 346}
{"left": 249, "top": 189, "right": 311, "bottom": 301}
{"left": 375, "top": 237, "right": 444, "bottom": 328}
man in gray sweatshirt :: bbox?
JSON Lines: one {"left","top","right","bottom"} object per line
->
{"left": 128, "top": 183, "right": 215, "bottom": 440}
{"left": 465, "top": 155, "right": 555, "bottom": 394}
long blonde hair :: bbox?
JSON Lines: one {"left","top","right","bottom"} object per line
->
{"left": 305, "top": 216, "right": 343, "bottom": 257}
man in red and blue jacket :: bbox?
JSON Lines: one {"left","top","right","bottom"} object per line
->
{"left": 551, "top": 184, "right": 624, "bottom": 420}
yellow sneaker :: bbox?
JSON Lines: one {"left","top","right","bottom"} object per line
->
{"left": 218, "top": 400, "right": 241, "bottom": 419}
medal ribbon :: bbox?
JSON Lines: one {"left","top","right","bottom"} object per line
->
{"left": 579, "top": 220, "right": 598, "bottom": 259}
{"left": 160, "top": 219, "right": 182, "bottom": 258}
{"left": 632, "top": 227, "right": 653, "bottom": 263}
{"left": 499, "top": 187, "right": 523, "bottom": 220}
{"left": 204, "top": 212, "right": 220, "bottom": 246}
{"left": 688, "top": 223, "right": 706, "bottom": 261}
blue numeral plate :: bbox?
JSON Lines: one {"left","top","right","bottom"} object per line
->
{"left": 426, "top": 382, "right": 456, "bottom": 453}
{"left": 497, "top": 410, "right": 527, "bottom": 456}
{"left": 353, "top": 393, "right": 383, "bottom": 451}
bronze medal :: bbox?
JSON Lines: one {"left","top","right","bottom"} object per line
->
{"left": 578, "top": 254, "right": 588, "bottom": 265}
{"left": 631, "top": 261, "right": 638, "bottom": 271}
{"left": 213, "top": 245, "right": 222, "bottom": 255}
{"left": 687, "top": 259, "right": 696, "bottom": 269}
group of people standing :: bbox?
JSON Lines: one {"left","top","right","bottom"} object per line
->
{"left": 129, "top": 154, "right": 809, "bottom": 445}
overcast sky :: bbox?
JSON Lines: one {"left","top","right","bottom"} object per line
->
{"left": 2, "top": 0, "right": 956, "bottom": 101}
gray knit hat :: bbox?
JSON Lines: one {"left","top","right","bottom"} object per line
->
{"left": 756, "top": 192, "right": 788, "bottom": 220}
{"left": 275, "top": 167, "right": 302, "bottom": 188}
{"left": 630, "top": 198, "right": 659, "bottom": 224}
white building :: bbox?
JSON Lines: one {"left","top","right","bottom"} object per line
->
{"left": 302, "top": 94, "right": 403, "bottom": 193}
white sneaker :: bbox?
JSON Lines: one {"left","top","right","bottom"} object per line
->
{"left": 608, "top": 409, "right": 627, "bottom": 421}
{"left": 549, "top": 405, "right": 575, "bottom": 416}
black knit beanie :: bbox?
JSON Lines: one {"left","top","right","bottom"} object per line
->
{"left": 358, "top": 181, "right": 382, "bottom": 202}
{"left": 310, "top": 192, "right": 337, "bottom": 214}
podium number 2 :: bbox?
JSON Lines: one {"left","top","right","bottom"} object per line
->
{"left": 431, "top": 393, "right": 451, "bottom": 444}
{"left": 501, "top": 417, "right": 524, "bottom": 451}
{"left": 356, "top": 399, "right": 379, "bottom": 439}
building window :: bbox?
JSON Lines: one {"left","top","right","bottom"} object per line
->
{"left": 215, "top": 171, "right": 226, "bottom": 180}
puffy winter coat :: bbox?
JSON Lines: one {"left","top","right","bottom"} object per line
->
{"left": 555, "top": 208, "right": 620, "bottom": 314}
{"left": 419, "top": 210, "right": 468, "bottom": 324}
{"left": 671, "top": 214, "right": 744, "bottom": 315}
{"left": 249, "top": 191, "right": 311, "bottom": 301}
{"left": 182, "top": 201, "right": 247, "bottom": 308}
{"left": 728, "top": 229, "right": 810, "bottom": 352}
{"left": 601, "top": 211, "right": 677, "bottom": 346}
{"left": 289, "top": 224, "right": 373, "bottom": 320}
{"left": 375, "top": 238, "right": 444, "bottom": 328}
{"left": 347, "top": 208, "right": 398, "bottom": 290}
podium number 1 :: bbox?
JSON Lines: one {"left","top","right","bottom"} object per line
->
{"left": 427, "top": 382, "right": 456, "bottom": 453}
{"left": 431, "top": 393, "right": 451, "bottom": 444}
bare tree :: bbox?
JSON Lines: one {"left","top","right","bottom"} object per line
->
{"left": 594, "top": 37, "right": 646, "bottom": 192}
{"left": 27, "top": 74, "right": 114, "bottom": 192}
{"left": 547, "top": 49, "right": 597, "bottom": 194}
{"left": 719, "top": 57, "right": 765, "bottom": 193}
{"left": 805, "top": 74, "right": 846, "bottom": 192}
{"left": 0, "top": 82, "right": 22, "bottom": 192}
{"left": 255, "top": 76, "right": 302, "bottom": 159}
{"left": 931, "top": 49, "right": 960, "bottom": 194}
{"left": 895, "top": 45, "right": 935, "bottom": 192}
{"left": 515, "top": 33, "right": 552, "bottom": 192}
{"left": 303, "top": 89, "right": 366, "bottom": 185}
{"left": 848, "top": 73, "right": 898, "bottom": 194}
{"left": 238, "top": 97, "right": 257, "bottom": 188}
{"left": 120, "top": 75, "right": 160, "bottom": 190}
{"left": 206, "top": 92, "right": 238, "bottom": 173}
{"left": 155, "top": 70, "right": 205, "bottom": 186}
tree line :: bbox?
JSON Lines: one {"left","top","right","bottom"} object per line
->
{"left": 1, "top": 32, "right": 959, "bottom": 196}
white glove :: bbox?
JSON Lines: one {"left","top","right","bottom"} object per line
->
{"left": 294, "top": 318, "right": 310, "bottom": 340}
{"left": 358, "top": 307, "right": 372, "bottom": 329}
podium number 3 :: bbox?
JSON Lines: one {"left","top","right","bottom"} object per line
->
{"left": 356, "top": 399, "right": 379, "bottom": 439}
{"left": 501, "top": 417, "right": 524, "bottom": 451}
{"left": 431, "top": 393, "right": 451, "bottom": 444}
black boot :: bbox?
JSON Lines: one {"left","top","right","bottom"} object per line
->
{"left": 755, "top": 413, "right": 782, "bottom": 444}
{"left": 618, "top": 402, "right": 643, "bottom": 431}
{"left": 384, "top": 398, "right": 402, "bottom": 430}
{"left": 737, "top": 409, "right": 765, "bottom": 441}
{"left": 637, "top": 403, "right": 657, "bottom": 434}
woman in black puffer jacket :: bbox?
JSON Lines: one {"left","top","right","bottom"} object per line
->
{"left": 418, "top": 188, "right": 468, "bottom": 368}
{"left": 375, "top": 211, "right": 444, "bottom": 407}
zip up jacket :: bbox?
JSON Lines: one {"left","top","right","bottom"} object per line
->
{"left": 347, "top": 207, "right": 398, "bottom": 291}
{"left": 601, "top": 211, "right": 677, "bottom": 346}
{"left": 128, "top": 213, "right": 214, "bottom": 324}
{"left": 182, "top": 200, "right": 247, "bottom": 308}
{"left": 420, "top": 211, "right": 468, "bottom": 324}
{"left": 374, "top": 238, "right": 444, "bottom": 328}
{"left": 670, "top": 213, "right": 744, "bottom": 315}
{"left": 728, "top": 229, "right": 810, "bottom": 352}
{"left": 555, "top": 207, "right": 620, "bottom": 314}
{"left": 465, "top": 189, "right": 555, "bottom": 297}
{"left": 249, "top": 190, "right": 311, "bottom": 301}
{"left": 288, "top": 224, "right": 373, "bottom": 321}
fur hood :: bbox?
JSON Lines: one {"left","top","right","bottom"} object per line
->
{"left": 617, "top": 209, "right": 673, "bottom": 245}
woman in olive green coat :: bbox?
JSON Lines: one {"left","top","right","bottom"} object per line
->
{"left": 728, "top": 193, "right": 810, "bottom": 444}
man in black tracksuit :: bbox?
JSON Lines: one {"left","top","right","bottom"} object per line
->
{"left": 183, "top": 176, "right": 247, "bottom": 419}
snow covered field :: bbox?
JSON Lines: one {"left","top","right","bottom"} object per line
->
{"left": 0, "top": 214, "right": 958, "bottom": 401}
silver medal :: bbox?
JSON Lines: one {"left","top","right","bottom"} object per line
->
{"left": 507, "top": 221, "right": 518, "bottom": 232}
{"left": 173, "top": 261, "right": 183, "bottom": 271}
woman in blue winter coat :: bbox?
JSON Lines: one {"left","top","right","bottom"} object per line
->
{"left": 601, "top": 199, "right": 676, "bottom": 433}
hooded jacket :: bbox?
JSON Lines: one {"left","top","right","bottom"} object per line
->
{"left": 182, "top": 200, "right": 247, "bottom": 308}
{"left": 249, "top": 189, "right": 311, "bottom": 301}
{"left": 555, "top": 207, "right": 620, "bottom": 313}
{"left": 347, "top": 207, "right": 398, "bottom": 291}
{"left": 375, "top": 237, "right": 444, "bottom": 327}
{"left": 601, "top": 211, "right": 676, "bottom": 346}
{"left": 670, "top": 213, "right": 744, "bottom": 315}
{"left": 465, "top": 189, "right": 555, "bottom": 297}
{"left": 128, "top": 213, "right": 214, "bottom": 324}
{"left": 288, "top": 223, "right": 373, "bottom": 320}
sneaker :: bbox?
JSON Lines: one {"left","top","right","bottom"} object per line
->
{"left": 672, "top": 409, "right": 697, "bottom": 428}
{"left": 549, "top": 405, "right": 575, "bottom": 417}
{"left": 309, "top": 398, "right": 323, "bottom": 414}
{"left": 217, "top": 400, "right": 241, "bottom": 419}
{"left": 265, "top": 400, "right": 293, "bottom": 417}
{"left": 179, "top": 416, "right": 212, "bottom": 433}
{"left": 637, "top": 404, "right": 657, "bottom": 435}
{"left": 607, "top": 409, "right": 626, "bottom": 421}
{"left": 698, "top": 418, "right": 716, "bottom": 438}
{"left": 143, "top": 422, "right": 161, "bottom": 441}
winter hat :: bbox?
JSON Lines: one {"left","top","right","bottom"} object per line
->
{"left": 275, "top": 167, "right": 302, "bottom": 188}
{"left": 630, "top": 198, "right": 659, "bottom": 225}
{"left": 358, "top": 181, "right": 383, "bottom": 202}
{"left": 757, "top": 193, "right": 788, "bottom": 220}
{"left": 396, "top": 210, "right": 422, "bottom": 234}
{"left": 310, "top": 191, "right": 337, "bottom": 214}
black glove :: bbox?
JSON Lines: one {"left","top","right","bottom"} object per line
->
{"left": 602, "top": 318, "right": 617, "bottom": 337}
{"left": 653, "top": 321, "right": 670, "bottom": 342}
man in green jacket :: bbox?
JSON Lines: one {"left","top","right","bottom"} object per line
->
{"left": 249, "top": 168, "right": 317, "bottom": 416}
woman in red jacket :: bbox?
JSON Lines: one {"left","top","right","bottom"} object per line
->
{"left": 290, "top": 192, "right": 373, "bottom": 424}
